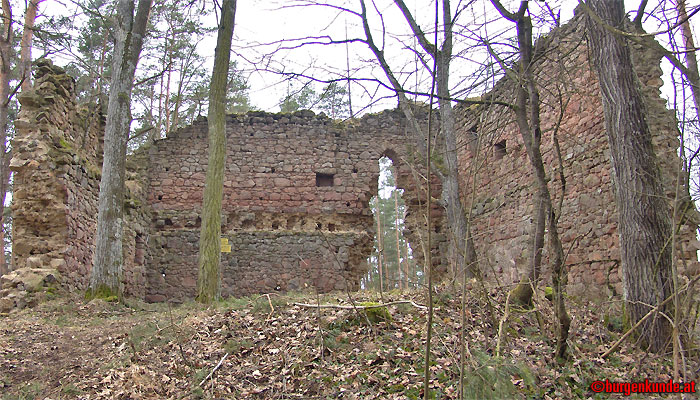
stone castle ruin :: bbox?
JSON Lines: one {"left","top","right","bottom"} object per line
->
{"left": 3, "top": 15, "right": 699, "bottom": 306}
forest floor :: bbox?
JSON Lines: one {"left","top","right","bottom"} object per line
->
{"left": 0, "top": 283, "right": 695, "bottom": 399}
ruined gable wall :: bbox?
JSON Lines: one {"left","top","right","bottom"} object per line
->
{"left": 455, "top": 15, "right": 699, "bottom": 298}
{"left": 11, "top": 60, "right": 103, "bottom": 290}
{"left": 145, "top": 109, "right": 440, "bottom": 302}
{"left": 10, "top": 60, "right": 151, "bottom": 296}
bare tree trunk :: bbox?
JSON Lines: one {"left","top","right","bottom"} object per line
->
{"left": 164, "top": 29, "right": 174, "bottom": 134}
{"left": 19, "top": 0, "right": 41, "bottom": 92}
{"left": 491, "top": 0, "right": 570, "bottom": 358}
{"left": 196, "top": 0, "right": 236, "bottom": 304}
{"left": 677, "top": 0, "right": 700, "bottom": 119}
{"left": 156, "top": 43, "right": 166, "bottom": 138}
{"left": 376, "top": 205, "right": 384, "bottom": 294}
{"left": 395, "top": 192, "right": 403, "bottom": 290}
{"left": 0, "top": 0, "right": 12, "bottom": 276}
{"left": 406, "top": 233, "right": 412, "bottom": 287}
{"left": 586, "top": 0, "right": 673, "bottom": 353}
{"left": 393, "top": 0, "right": 476, "bottom": 281}
{"left": 514, "top": 5, "right": 569, "bottom": 360}
{"left": 89, "top": 0, "right": 152, "bottom": 299}
{"left": 0, "top": 229, "right": 5, "bottom": 276}
{"left": 169, "top": 56, "right": 188, "bottom": 134}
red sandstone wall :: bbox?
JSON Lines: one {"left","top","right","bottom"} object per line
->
{"left": 11, "top": 61, "right": 100, "bottom": 290}
{"left": 145, "top": 109, "right": 441, "bottom": 301}
{"left": 455, "top": 16, "right": 699, "bottom": 298}
{"left": 17, "top": 14, "right": 694, "bottom": 302}
{"left": 10, "top": 60, "right": 150, "bottom": 295}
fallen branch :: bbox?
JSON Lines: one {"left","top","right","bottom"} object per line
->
{"left": 293, "top": 300, "right": 430, "bottom": 311}
{"left": 496, "top": 291, "right": 512, "bottom": 358}
{"left": 250, "top": 293, "right": 276, "bottom": 320}
{"left": 199, "top": 352, "right": 229, "bottom": 387}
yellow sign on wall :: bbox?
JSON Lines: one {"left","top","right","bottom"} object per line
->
{"left": 220, "top": 238, "right": 231, "bottom": 253}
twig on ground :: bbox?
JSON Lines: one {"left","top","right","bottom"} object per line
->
{"left": 496, "top": 291, "right": 512, "bottom": 358}
{"left": 293, "top": 300, "right": 430, "bottom": 311}
{"left": 249, "top": 293, "right": 276, "bottom": 320}
{"left": 199, "top": 352, "right": 229, "bottom": 387}
{"left": 168, "top": 302, "right": 193, "bottom": 368}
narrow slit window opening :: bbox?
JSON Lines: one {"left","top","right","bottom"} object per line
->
{"left": 494, "top": 140, "right": 506, "bottom": 160}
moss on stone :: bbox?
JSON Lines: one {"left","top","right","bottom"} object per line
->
{"left": 358, "top": 301, "right": 392, "bottom": 323}
{"left": 509, "top": 280, "right": 534, "bottom": 307}
{"left": 543, "top": 286, "right": 554, "bottom": 301}
{"left": 85, "top": 284, "right": 119, "bottom": 302}
{"left": 124, "top": 197, "right": 141, "bottom": 209}
{"left": 58, "top": 137, "right": 74, "bottom": 152}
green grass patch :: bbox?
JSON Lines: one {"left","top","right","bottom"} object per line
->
{"left": 127, "top": 320, "right": 177, "bottom": 355}
{"left": 2, "top": 381, "right": 43, "bottom": 400}
{"left": 460, "top": 350, "right": 536, "bottom": 400}
{"left": 60, "top": 383, "right": 83, "bottom": 396}
{"left": 222, "top": 338, "right": 254, "bottom": 354}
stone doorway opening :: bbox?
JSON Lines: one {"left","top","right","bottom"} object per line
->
{"left": 362, "top": 156, "right": 419, "bottom": 291}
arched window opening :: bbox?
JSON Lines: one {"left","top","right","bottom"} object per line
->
{"left": 363, "top": 156, "right": 420, "bottom": 291}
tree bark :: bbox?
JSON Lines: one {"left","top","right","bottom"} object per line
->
{"left": 19, "top": 0, "right": 41, "bottom": 92}
{"left": 89, "top": 0, "right": 152, "bottom": 299}
{"left": 490, "top": 0, "right": 570, "bottom": 358}
{"left": 376, "top": 203, "right": 384, "bottom": 293}
{"left": 394, "top": 192, "right": 403, "bottom": 290}
{"left": 677, "top": 0, "right": 700, "bottom": 122}
{"left": 391, "top": 0, "right": 477, "bottom": 280}
{"left": 586, "top": 0, "right": 673, "bottom": 353}
{"left": 0, "top": 0, "right": 12, "bottom": 276}
{"left": 196, "top": 0, "right": 236, "bottom": 304}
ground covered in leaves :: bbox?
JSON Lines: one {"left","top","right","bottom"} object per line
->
{"left": 0, "top": 284, "right": 695, "bottom": 399}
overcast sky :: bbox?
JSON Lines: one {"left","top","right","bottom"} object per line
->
{"left": 227, "top": 0, "right": 699, "bottom": 114}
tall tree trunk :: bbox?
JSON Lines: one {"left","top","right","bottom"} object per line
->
{"left": 164, "top": 29, "right": 174, "bottom": 134}
{"left": 196, "top": 0, "right": 236, "bottom": 304}
{"left": 376, "top": 205, "right": 384, "bottom": 293}
{"left": 19, "top": 0, "right": 41, "bottom": 91}
{"left": 394, "top": 192, "right": 403, "bottom": 290}
{"left": 677, "top": 0, "right": 700, "bottom": 122}
{"left": 587, "top": 0, "right": 673, "bottom": 353}
{"left": 490, "top": 0, "right": 570, "bottom": 358}
{"left": 89, "top": 0, "right": 152, "bottom": 299}
{"left": 391, "top": 0, "right": 478, "bottom": 281}
{"left": 0, "top": 0, "right": 12, "bottom": 276}
{"left": 169, "top": 56, "right": 188, "bottom": 134}
{"left": 433, "top": 3, "right": 474, "bottom": 280}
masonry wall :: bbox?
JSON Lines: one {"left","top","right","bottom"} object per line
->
{"left": 145, "top": 110, "right": 438, "bottom": 302}
{"left": 455, "top": 15, "right": 699, "bottom": 298}
{"left": 8, "top": 62, "right": 442, "bottom": 302}
{"left": 10, "top": 60, "right": 150, "bottom": 296}
{"left": 11, "top": 60, "right": 102, "bottom": 290}
{"left": 10, "top": 14, "right": 697, "bottom": 303}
